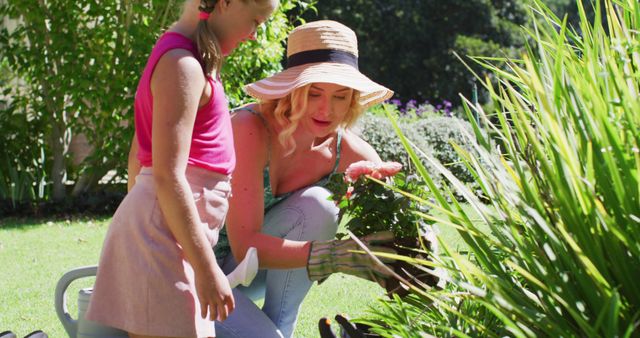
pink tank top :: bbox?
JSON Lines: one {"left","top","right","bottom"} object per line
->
{"left": 134, "top": 32, "right": 235, "bottom": 174}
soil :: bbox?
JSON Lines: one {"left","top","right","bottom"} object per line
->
{"left": 384, "top": 235, "right": 440, "bottom": 297}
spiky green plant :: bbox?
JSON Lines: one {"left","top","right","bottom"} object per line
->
{"left": 358, "top": 0, "right": 640, "bottom": 336}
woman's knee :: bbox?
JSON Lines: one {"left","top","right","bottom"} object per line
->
{"left": 264, "top": 186, "right": 339, "bottom": 241}
{"left": 298, "top": 186, "right": 338, "bottom": 218}
{"left": 293, "top": 186, "right": 339, "bottom": 239}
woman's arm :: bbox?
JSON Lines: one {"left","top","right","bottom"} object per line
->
{"left": 226, "top": 126, "right": 383, "bottom": 269}
{"left": 336, "top": 129, "right": 383, "bottom": 171}
{"left": 151, "top": 49, "right": 232, "bottom": 320}
{"left": 127, "top": 133, "right": 141, "bottom": 192}
{"left": 225, "top": 111, "right": 312, "bottom": 268}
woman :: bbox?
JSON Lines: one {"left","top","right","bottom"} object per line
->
{"left": 214, "top": 20, "right": 395, "bottom": 338}
{"left": 85, "top": 0, "right": 278, "bottom": 337}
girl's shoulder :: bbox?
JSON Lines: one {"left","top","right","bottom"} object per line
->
{"left": 151, "top": 49, "right": 206, "bottom": 104}
{"left": 154, "top": 48, "right": 204, "bottom": 82}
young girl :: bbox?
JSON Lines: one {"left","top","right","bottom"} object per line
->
{"left": 85, "top": 0, "right": 278, "bottom": 337}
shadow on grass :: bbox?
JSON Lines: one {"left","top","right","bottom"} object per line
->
{"left": 0, "top": 214, "right": 112, "bottom": 230}
{"left": 1, "top": 188, "right": 125, "bottom": 230}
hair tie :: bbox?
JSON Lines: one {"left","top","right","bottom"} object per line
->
{"left": 198, "top": 11, "right": 210, "bottom": 20}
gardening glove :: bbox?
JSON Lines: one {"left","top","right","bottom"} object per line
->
{"left": 335, "top": 314, "right": 378, "bottom": 338}
{"left": 318, "top": 317, "right": 337, "bottom": 338}
{"left": 307, "top": 231, "right": 395, "bottom": 285}
{"left": 318, "top": 314, "right": 376, "bottom": 338}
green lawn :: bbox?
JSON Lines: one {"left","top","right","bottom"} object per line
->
{"left": 0, "top": 208, "right": 474, "bottom": 337}
{"left": 0, "top": 217, "right": 386, "bottom": 337}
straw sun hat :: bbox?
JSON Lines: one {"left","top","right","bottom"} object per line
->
{"left": 244, "top": 20, "right": 394, "bottom": 108}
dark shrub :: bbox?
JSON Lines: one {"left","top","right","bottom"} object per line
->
{"left": 356, "top": 113, "right": 478, "bottom": 184}
{"left": 413, "top": 116, "right": 477, "bottom": 183}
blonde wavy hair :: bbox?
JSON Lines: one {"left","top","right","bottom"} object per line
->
{"left": 260, "top": 84, "right": 364, "bottom": 155}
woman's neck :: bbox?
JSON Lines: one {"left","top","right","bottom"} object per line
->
{"left": 263, "top": 110, "right": 335, "bottom": 156}
{"left": 294, "top": 128, "right": 335, "bottom": 153}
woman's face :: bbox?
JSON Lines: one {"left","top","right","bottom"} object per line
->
{"left": 212, "top": 0, "right": 279, "bottom": 55}
{"left": 300, "top": 83, "right": 354, "bottom": 137}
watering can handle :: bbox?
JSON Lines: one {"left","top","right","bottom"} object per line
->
{"left": 55, "top": 265, "right": 98, "bottom": 338}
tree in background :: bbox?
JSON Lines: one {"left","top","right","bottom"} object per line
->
{"left": 0, "top": 0, "right": 314, "bottom": 211}
{"left": 302, "top": 0, "right": 528, "bottom": 104}
{"left": 546, "top": 0, "right": 599, "bottom": 26}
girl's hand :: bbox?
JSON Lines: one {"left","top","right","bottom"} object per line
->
{"left": 196, "top": 264, "right": 235, "bottom": 322}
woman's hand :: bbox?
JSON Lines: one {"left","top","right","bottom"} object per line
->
{"left": 306, "top": 231, "right": 396, "bottom": 286}
{"left": 196, "top": 264, "right": 235, "bottom": 322}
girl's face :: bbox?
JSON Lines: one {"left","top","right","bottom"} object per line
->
{"left": 212, "top": 0, "right": 279, "bottom": 55}
{"left": 300, "top": 83, "right": 354, "bottom": 138}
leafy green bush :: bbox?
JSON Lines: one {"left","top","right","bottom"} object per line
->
{"left": 359, "top": 0, "right": 640, "bottom": 336}
{"left": 326, "top": 171, "right": 430, "bottom": 240}
{"left": 413, "top": 117, "right": 477, "bottom": 183}
{"left": 325, "top": 161, "right": 443, "bottom": 297}
{"left": 357, "top": 110, "right": 480, "bottom": 188}
{"left": 0, "top": 0, "right": 314, "bottom": 211}
{"left": 359, "top": 292, "right": 507, "bottom": 337}
{"left": 0, "top": 62, "right": 48, "bottom": 213}
{"left": 356, "top": 113, "right": 436, "bottom": 176}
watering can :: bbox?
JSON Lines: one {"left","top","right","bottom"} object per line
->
{"left": 55, "top": 247, "right": 259, "bottom": 338}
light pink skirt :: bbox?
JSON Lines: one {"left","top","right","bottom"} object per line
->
{"left": 86, "top": 166, "right": 230, "bottom": 337}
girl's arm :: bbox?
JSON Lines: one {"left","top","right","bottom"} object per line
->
{"left": 151, "top": 49, "right": 233, "bottom": 321}
{"left": 225, "top": 111, "right": 312, "bottom": 268}
{"left": 127, "top": 133, "right": 141, "bottom": 192}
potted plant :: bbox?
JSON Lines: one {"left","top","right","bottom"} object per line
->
{"left": 326, "top": 161, "right": 441, "bottom": 297}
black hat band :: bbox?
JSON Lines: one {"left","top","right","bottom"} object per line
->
{"left": 286, "top": 49, "right": 358, "bottom": 70}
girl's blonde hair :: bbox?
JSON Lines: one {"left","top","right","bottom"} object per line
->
{"left": 261, "top": 84, "right": 364, "bottom": 155}
{"left": 196, "top": 0, "right": 223, "bottom": 76}
{"left": 195, "top": 0, "right": 269, "bottom": 75}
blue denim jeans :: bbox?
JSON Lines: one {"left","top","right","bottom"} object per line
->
{"left": 215, "top": 186, "right": 339, "bottom": 338}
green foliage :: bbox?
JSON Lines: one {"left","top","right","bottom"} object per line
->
{"left": 545, "top": 0, "right": 600, "bottom": 27}
{"left": 1, "top": 0, "right": 181, "bottom": 203}
{"left": 0, "top": 0, "right": 314, "bottom": 209}
{"left": 357, "top": 113, "right": 436, "bottom": 177}
{"left": 357, "top": 110, "right": 480, "bottom": 188}
{"left": 361, "top": 0, "right": 640, "bottom": 336}
{"left": 358, "top": 292, "right": 507, "bottom": 338}
{"left": 303, "top": 0, "right": 528, "bottom": 103}
{"left": 0, "top": 71, "right": 49, "bottom": 212}
{"left": 414, "top": 117, "right": 478, "bottom": 184}
{"left": 326, "top": 171, "right": 430, "bottom": 239}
